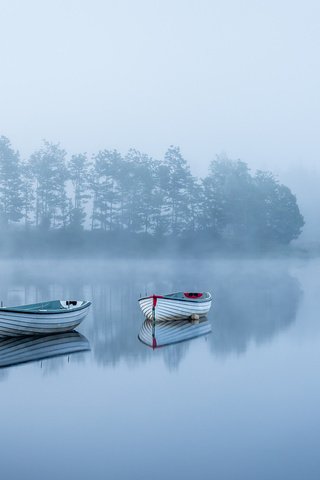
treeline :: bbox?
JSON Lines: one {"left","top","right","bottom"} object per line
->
{"left": 0, "top": 135, "right": 304, "bottom": 254}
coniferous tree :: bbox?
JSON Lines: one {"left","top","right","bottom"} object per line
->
{"left": 186, "top": 176, "right": 203, "bottom": 233}
{"left": 0, "top": 135, "right": 306, "bottom": 251}
{"left": 0, "top": 136, "right": 23, "bottom": 225}
{"left": 153, "top": 160, "right": 171, "bottom": 236}
{"left": 116, "top": 150, "right": 137, "bottom": 231}
{"left": 90, "top": 150, "right": 122, "bottom": 230}
{"left": 200, "top": 156, "right": 254, "bottom": 241}
{"left": 20, "top": 161, "right": 35, "bottom": 228}
{"left": 121, "top": 150, "right": 158, "bottom": 233}
{"left": 30, "top": 141, "right": 68, "bottom": 229}
{"left": 68, "top": 153, "right": 91, "bottom": 230}
{"left": 254, "top": 171, "right": 304, "bottom": 244}
{"left": 164, "top": 146, "right": 194, "bottom": 234}
{"left": 200, "top": 156, "right": 305, "bottom": 246}
{"left": 144, "top": 157, "right": 165, "bottom": 234}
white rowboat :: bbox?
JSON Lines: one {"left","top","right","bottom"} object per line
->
{"left": 0, "top": 300, "right": 91, "bottom": 337}
{"left": 138, "top": 292, "right": 212, "bottom": 322}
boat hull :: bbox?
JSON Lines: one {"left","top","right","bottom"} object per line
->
{"left": 138, "top": 296, "right": 212, "bottom": 321}
{"left": 138, "top": 318, "right": 212, "bottom": 347}
{"left": 0, "top": 305, "right": 90, "bottom": 337}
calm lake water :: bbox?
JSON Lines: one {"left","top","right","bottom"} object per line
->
{"left": 1, "top": 258, "right": 320, "bottom": 480}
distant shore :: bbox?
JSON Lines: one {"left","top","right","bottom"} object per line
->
{"left": 0, "top": 228, "right": 315, "bottom": 259}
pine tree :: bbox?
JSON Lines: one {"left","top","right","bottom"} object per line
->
{"left": 200, "top": 156, "right": 253, "bottom": 240}
{"left": 68, "top": 153, "right": 91, "bottom": 230}
{"left": 120, "top": 150, "right": 159, "bottom": 233}
{"left": 30, "top": 141, "right": 68, "bottom": 229}
{"left": 20, "top": 161, "right": 35, "bottom": 227}
{"left": 0, "top": 136, "right": 23, "bottom": 225}
{"left": 90, "top": 150, "right": 122, "bottom": 230}
{"left": 164, "top": 146, "right": 194, "bottom": 235}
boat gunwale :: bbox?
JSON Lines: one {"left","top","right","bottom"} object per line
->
{"left": 0, "top": 300, "right": 91, "bottom": 315}
{"left": 138, "top": 293, "right": 212, "bottom": 303}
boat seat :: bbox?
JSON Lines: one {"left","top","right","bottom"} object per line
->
{"left": 184, "top": 293, "right": 203, "bottom": 299}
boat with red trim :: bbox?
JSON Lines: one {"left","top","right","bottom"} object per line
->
{"left": 138, "top": 292, "right": 212, "bottom": 322}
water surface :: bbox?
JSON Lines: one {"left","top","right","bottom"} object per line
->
{"left": 0, "top": 258, "right": 319, "bottom": 480}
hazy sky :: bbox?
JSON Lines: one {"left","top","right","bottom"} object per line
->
{"left": 0, "top": 0, "right": 319, "bottom": 177}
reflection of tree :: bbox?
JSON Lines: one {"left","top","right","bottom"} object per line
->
{"left": 41, "top": 351, "right": 89, "bottom": 376}
{"left": 162, "top": 343, "right": 190, "bottom": 371}
{"left": 210, "top": 269, "right": 302, "bottom": 356}
{"left": 82, "top": 263, "right": 301, "bottom": 367}
{"left": 86, "top": 283, "right": 154, "bottom": 368}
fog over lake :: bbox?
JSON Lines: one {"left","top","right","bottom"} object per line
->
{"left": 0, "top": 258, "right": 320, "bottom": 479}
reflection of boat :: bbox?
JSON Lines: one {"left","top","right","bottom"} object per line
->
{"left": 138, "top": 292, "right": 212, "bottom": 322}
{"left": 0, "top": 332, "right": 90, "bottom": 368}
{"left": 138, "top": 318, "right": 212, "bottom": 348}
{"left": 0, "top": 300, "right": 91, "bottom": 336}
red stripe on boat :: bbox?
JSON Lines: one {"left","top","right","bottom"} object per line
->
{"left": 152, "top": 295, "right": 163, "bottom": 306}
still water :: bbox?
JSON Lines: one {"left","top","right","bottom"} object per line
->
{"left": 0, "top": 258, "right": 319, "bottom": 480}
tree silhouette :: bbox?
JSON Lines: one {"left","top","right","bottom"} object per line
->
{"left": 90, "top": 149, "right": 122, "bottom": 231}
{"left": 0, "top": 136, "right": 23, "bottom": 225}
{"left": 30, "top": 141, "right": 67, "bottom": 229}
{"left": 164, "top": 146, "right": 194, "bottom": 234}
{"left": 68, "top": 153, "right": 90, "bottom": 231}
{"left": 0, "top": 135, "right": 306, "bottom": 253}
{"left": 20, "top": 161, "right": 35, "bottom": 228}
{"left": 254, "top": 170, "right": 304, "bottom": 244}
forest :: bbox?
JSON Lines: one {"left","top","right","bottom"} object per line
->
{"left": 0, "top": 135, "right": 304, "bottom": 256}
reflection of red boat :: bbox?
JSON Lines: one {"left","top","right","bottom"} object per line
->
{"left": 138, "top": 318, "right": 212, "bottom": 348}
{"left": 138, "top": 292, "right": 212, "bottom": 322}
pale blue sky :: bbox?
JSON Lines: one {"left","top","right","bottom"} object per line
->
{"left": 0, "top": 0, "right": 319, "bottom": 176}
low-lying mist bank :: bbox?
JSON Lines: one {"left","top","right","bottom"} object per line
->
{"left": 0, "top": 229, "right": 315, "bottom": 259}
